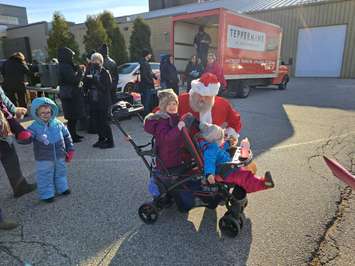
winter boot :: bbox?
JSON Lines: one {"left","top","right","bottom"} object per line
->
{"left": 0, "top": 220, "right": 18, "bottom": 230}
{"left": 263, "top": 171, "right": 275, "bottom": 188}
{"left": 43, "top": 197, "right": 55, "bottom": 203}
{"left": 14, "top": 180, "right": 37, "bottom": 198}
{"left": 61, "top": 189, "right": 71, "bottom": 196}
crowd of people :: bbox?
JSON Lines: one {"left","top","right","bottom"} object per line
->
{"left": 0, "top": 28, "right": 273, "bottom": 230}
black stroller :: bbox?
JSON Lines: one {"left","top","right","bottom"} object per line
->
{"left": 111, "top": 109, "right": 253, "bottom": 238}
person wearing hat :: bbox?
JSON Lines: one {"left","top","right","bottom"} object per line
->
{"left": 58, "top": 47, "right": 85, "bottom": 143}
{"left": 139, "top": 48, "right": 158, "bottom": 115}
{"left": 178, "top": 72, "right": 241, "bottom": 141}
{"left": 144, "top": 89, "right": 185, "bottom": 197}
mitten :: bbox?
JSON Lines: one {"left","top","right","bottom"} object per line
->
{"left": 16, "top": 130, "right": 32, "bottom": 144}
{"left": 65, "top": 150, "right": 74, "bottom": 163}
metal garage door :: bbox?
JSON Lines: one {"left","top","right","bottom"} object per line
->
{"left": 295, "top": 25, "right": 347, "bottom": 77}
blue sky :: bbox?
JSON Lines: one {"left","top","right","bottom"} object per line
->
{"left": 3, "top": 0, "right": 149, "bottom": 23}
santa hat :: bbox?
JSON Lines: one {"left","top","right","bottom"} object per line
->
{"left": 157, "top": 89, "right": 178, "bottom": 112}
{"left": 190, "top": 72, "right": 220, "bottom": 96}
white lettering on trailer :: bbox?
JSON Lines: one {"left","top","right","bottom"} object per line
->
{"left": 227, "top": 25, "right": 266, "bottom": 52}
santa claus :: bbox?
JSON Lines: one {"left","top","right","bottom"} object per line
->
{"left": 178, "top": 72, "right": 241, "bottom": 139}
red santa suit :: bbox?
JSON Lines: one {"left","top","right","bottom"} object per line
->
{"left": 178, "top": 73, "right": 242, "bottom": 137}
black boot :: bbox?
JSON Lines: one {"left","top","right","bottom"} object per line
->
{"left": 61, "top": 189, "right": 71, "bottom": 196}
{"left": 14, "top": 180, "right": 37, "bottom": 198}
{"left": 99, "top": 140, "right": 114, "bottom": 149}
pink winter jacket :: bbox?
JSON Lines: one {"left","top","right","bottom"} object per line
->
{"left": 144, "top": 113, "right": 183, "bottom": 170}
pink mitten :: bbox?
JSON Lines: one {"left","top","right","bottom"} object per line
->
{"left": 65, "top": 150, "right": 75, "bottom": 163}
{"left": 17, "top": 130, "right": 32, "bottom": 141}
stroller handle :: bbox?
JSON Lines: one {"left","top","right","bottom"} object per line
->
{"left": 111, "top": 112, "right": 152, "bottom": 170}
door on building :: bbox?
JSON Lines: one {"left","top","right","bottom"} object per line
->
{"left": 295, "top": 25, "right": 347, "bottom": 77}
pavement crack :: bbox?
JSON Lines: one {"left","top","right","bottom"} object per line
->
{"left": 307, "top": 131, "right": 354, "bottom": 265}
{"left": 307, "top": 186, "right": 352, "bottom": 266}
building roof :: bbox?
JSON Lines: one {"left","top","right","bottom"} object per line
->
{"left": 117, "top": 0, "right": 329, "bottom": 22}
{"left": 236, "top": 0, "right": 329, "bottom": 13}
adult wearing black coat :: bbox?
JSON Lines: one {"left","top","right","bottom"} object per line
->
{"left": 99, "top": 44, "right": 118, "bottom": 103}
{"left": 58, "top": 47, "right": 85, "bottom": 143}
{"left": 83, "top": 52, "right": 114, "bottom": 149}
{"left": 1, "top": 52, "right": 31, "bottom": 108}
{"left": 139, "top": 49, "right": 157, "bottom": 115}
{"left": 160, "top": 54, "right": 179, "bottom": 95}
{"left": 184, "top": 55, "right": 204, "bottom": 92}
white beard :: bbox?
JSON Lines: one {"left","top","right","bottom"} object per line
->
{"left": 199, "top": 110, "right": 212, "bottom": 124}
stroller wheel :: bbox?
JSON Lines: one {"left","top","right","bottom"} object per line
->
{"left": 219, "top": 214, "right": 241, "bottom": 238}
{"left": 138, "top": 203, "right": 159, "bottom": 224}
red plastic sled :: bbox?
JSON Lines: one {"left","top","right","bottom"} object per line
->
{"left": 323, "top": 156, "right": 355, "bottom": 189}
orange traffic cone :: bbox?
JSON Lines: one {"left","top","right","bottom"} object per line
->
{"left": 323, "top": 156, "right": 355, "bottom": 189}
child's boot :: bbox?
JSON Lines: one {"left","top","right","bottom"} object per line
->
{"left": 43, "top": 197, "right": 55, "bottom": 203}
{"left": 263, "top": 171, "right": 275, "bottom": 188}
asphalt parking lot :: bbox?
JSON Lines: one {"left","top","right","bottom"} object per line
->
{"left": 1, "top": 78, "right": 354, "bottom": 265}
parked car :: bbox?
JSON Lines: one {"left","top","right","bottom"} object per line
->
{"left": 117, "top": 62, "right": 160, "bottom": 93}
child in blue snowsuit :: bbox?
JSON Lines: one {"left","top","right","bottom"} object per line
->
{"left": 27, "top": 97, "right": 74, "bottom": 202}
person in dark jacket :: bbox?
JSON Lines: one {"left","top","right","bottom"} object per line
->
{"left": 58, "top": 47, "right": 85, "bottom": 143}
{"left": 139, "top": 49, "right": 157, "bottom": 116}
{"left": 83, "top": 52, "right": 114, "bottom": 149}
{"left": 193, "top": 26, "right": 211, "bottom": 67}
{"left": 184, "top": 55, "right": 204, "bottom": 92}
{"left": 0, "top": 86, "right": 37, "bottom": 198}
{"left": 1, "top": 52, "right": 31, "bottom": 108}
{"left": 160, "top": 54, "right": 179, "bottom": 95}
{"left": 98, "top": 44, "right": 118, "bottom": 103}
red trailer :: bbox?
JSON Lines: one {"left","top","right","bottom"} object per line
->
{"left": 171, "top": 8, "right": 289, "bottom": 98}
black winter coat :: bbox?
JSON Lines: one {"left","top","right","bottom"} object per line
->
{"left": 83, "top": 65, "right": 112, "bottom": 111}
{"left": 184, "top": 61, "right": 204, "bottom": 90}
{"left": 103, "top": 57, "right": 118, "bottom": 90}
{"left": 139, "top": 58, "right": 155, "bottom": 91}
{"left": 1, "top": 57, "right": 31, "bottom": 91}
{"left": 160, "top": 60, "right": 179, "bottom": 89}
{"left": 58, "top": 47, "right": 85, "bottom": 120}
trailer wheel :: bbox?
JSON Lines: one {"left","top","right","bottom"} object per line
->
{"left": 278, "top": 75, "right": 289, "bottom": 90}
{"left": 237, "top": 84, "right": 251, "bottom": 98}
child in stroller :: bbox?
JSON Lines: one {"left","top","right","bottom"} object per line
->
{"left": 111, "top": 89, "right": 270, "bottom": 237}
{"left": 144, "top": 88, "right": 186, "bottom": 196}
{"left": 198, "top": 122, "right": 274, "bottom": 192}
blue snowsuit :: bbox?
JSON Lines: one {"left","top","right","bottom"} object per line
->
{"left": 28, "top": 97, "right": 74, "bottom": 200}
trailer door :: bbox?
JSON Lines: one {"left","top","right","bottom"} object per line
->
{"left": 295, "top": 25, "right": 347, "bottom": 77}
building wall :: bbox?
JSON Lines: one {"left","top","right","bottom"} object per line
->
{"left": 248, "top": 0, "right": 355, "bottom": 78}
{"left": 7, "top": 22, "right": 48, "bottom": 61}
{"left": 0, "top": 4, "right": 28, "bottom": 27}
{"left": 118, "top": 16, "right": 171, "bottom": 61}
